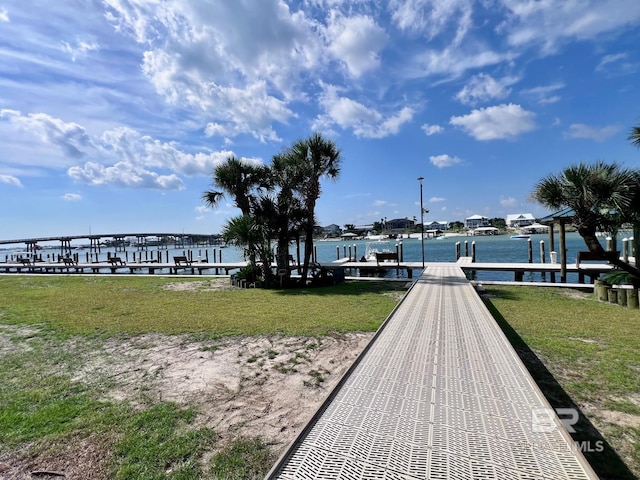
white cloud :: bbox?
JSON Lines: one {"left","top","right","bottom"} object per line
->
{"left": 0, "top": 109, "right": 92, "bottom": 159}
{"left": 501, "top": 0, "right": 640, "bottom": 54}
{"left": 596, "top": 53, "right": 628, "bottom": 72}
{"left": 429, "top": 197, "right": 446, "bottom": 202}
{"left": 0, "top": 175, "right": 22, "bottom": 187}
{"left": 314, "top": 84, "right": 414, "bottom": 138}
{"left": 413, "top": 45, "right": 511, "bottom": 79}
{"left": 68, "top": 161, "right": 184, "bottom": 190}
{"left": 455, "top": 73, "right": 519, "bottom": 105}
{"left": 105, "top": 0, "right": 320, "bottom": 141}
{"left": 0, "top": 110, "right": 239, "bottom": 190}
{"left": 0, "top": 7, "right": 9, "bottom": 22}
{"left": 99, "top": 127, "right": 234, "bottom": 176}
{"left": 499, "top": 196, "right": 517, "bottom": 207}
{"left": 564, "top": 123, "right": 621, "bottom": 142}
{"left": 195, "top": 205, "right": 209, "bottom": 214}
{"left": 326, "top": 13, "right": 388, "bottom": 77}
{"left": 521, "top": 83, "right": 564, "bottom": 104}
{"left": 373, "top": 200, "right": 387, "bottom": 206}
{"left": 421, "top": 124, "right": 443, "bottom": 136}
{"left": 389, "top": 0, "right": 473, "bottom": 44}
{"left": 429, "top": 154, "right": 461, "bottom": 168}
{"left": 595, "top": 52, "right": 638, "bottom": 76}
{"left": 62, "top": 193, "right": 82, "bottom": 201}
{"left": 449, "top": 103, "right": 536, "bottom": 140}
{"left": 61, "top": 39, "right": 99, "bottom": 62}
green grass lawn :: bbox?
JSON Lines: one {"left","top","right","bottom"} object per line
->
{"left": 0, "top": 276, "right": 404, "bottom": 336}
{"left": 0, "top": 276, "right": 406, "bottom": 479}
{"left": 484, "top": 285, "right": 640, "bottom": 480}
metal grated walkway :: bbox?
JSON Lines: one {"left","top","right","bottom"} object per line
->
{"left": 266, "top": 265, "right": 598, "bottom": 479}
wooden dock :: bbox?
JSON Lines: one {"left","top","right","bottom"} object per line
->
{"left": 0, "top": 260, "right": 248, "bottom": 275}
{"left": 266, "top": 264, "right": 599, "bottom": 479}
{"left": 0, "top": 256, "right": 616, "bottom": 285}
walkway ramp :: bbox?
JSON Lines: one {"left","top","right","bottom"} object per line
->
{"left": 266, "top": 264, "right": 598, "bottom": 479}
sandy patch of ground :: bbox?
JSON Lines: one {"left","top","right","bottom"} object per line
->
{"left": 598, "top": 410, "right": 640, "bottom": 429}
{"left": 75, "top": 331, "right": 372, "bottom": 448}
{"left": 0, "top": 327, "right": 373, "bottom": 479}
{"left": 161, "top": 278, "right": 235, "bottom": 292}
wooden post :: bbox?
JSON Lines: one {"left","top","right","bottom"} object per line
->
{"left": 539, "top": 240, "right": 546, "bottom": 281}
{"left": 634, "top": 226, "right": 640, "bottom": 268}
{"left": 559, "top": 221, "right": 567, "bottom": 283}
{"left": 627, "top": 288, "right": 638, "bottom": 309}
{"left": 455, "top": 242, "right": 461, "bottom": 260}
{"left": 471, "top": 241, "right": 476, "bottom": 262}
{"left": 622, "top": 238, "right": 629, "bottom": 263}
{"left": 464, "top": 241, "right": 468, "bottom": 257}
{"left": 348, "top": 245, "right": 352, "bottom": 261}
{"left": 354, "top": 244, "right": 357, "bottom": 261}
{"left": 594, "top": 280, "right": 607, "bottom": 302}
{"left": 618, "top": 288, "right": 627, "bottom": 307}
{"left": 549, "top": 224, "right": 556, "bottom": 283}
{"left": 527, "top": 238, "right": 533, "bottom": 263}
{"left": 336, "top": 246, "right": 339, "bottom": 260}
{"left": 399, "top": 242, "right": 403, "bottom": 262}
{"left": 608, "top": 288, "right": 617, "bottom": 304}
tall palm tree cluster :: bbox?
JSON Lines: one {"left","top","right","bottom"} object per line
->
{"left": 530, "top": 122, "right": 640, "bottom": 279}
{"left": 202, "top": 133, "right": 341, "bottom": 287}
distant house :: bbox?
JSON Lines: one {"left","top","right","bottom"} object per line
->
{"left": 387, "top": 218, "right": 415, "bottom": 230}
{"left": 465, "top": 215, "right": 489, "bottom": 229}
{"left": 506, "top": 213, "right": 535, "bottom": 228}
{"left": 426, "top": 221, "right": 449, "bottom": 231}
{"left": 322, "top": 224, "right": 342, "bottom": 234}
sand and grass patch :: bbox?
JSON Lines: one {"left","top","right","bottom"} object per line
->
{"left": 0, "top": 277, "right": 404, "bottom": 479}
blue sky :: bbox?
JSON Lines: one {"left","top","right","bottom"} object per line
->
{"left": 1, "top": 0, "right": 640, "bottom": 239}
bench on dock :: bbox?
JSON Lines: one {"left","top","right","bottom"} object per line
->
{"left": 108, "top": 256, "right": 126, "bottom": 266}
{"left": 62, "top": 257, "right": 77, "bottom": 266}
{"left": 173, "top": 255, "right": 192, "bottom": 266}
{"left": 576, "top": 250, "right": 619, "bottom": 267}
{"left": 19, "top": 258, "right": 33, "bottom": 266}
{"left": 375, "top": 251, "right": 399, "bottom": 266}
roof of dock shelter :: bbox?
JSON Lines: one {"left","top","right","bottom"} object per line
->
{"left": 539, "top": 207, "right": 575, "bottom": 224}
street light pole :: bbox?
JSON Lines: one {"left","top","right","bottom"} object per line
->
{"left": 417, "top": 176, "right": 425, "bottom": 268}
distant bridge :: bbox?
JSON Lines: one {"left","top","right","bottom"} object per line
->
{"left": 0, "top": 233, "right": 222, "bottom": 254}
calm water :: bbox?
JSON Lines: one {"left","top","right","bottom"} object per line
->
{"left": 2, "top": 232, "right": 621, "bottom": 282}
{"left": 314, "top": 232, "right": 590, "bottom": 282}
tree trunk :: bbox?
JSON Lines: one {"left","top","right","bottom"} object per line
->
{"left": 578, "top": 227, "right": 605, "bottom": 254}
{"left": 276, "top": 236, "right": 291, "bottom": 287}
{"left": 301, "top": 223, "right": 313, "bottom": 285}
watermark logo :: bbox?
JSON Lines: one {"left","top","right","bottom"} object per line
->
{"left": 531, "top": 407, "right": 578, "bottom": 433}
{"left": 529, "top": 407, "right": 604, "bottom": 453}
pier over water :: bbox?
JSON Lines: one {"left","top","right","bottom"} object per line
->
{"left": 0, "top": 232, "right": 221, "bottom": 255}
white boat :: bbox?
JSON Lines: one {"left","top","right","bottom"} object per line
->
{"left": 364, "top": 240, "right": 394, "bottom": 262}
{"left": 510, "top": 234, "right": 530, "bottom": 239}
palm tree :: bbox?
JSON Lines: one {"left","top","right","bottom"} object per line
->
{"left": 221, "top": 215, "right": 260, "bottom": 263}
{"left": 283, "top": 133, "right": 342, "bottom": 284}
{"left": 201, "top": 156, "right": 268, "bottom": 215}
{"left": 268, "top": 154, "right": 307, "bottom": 285}
{"left": 531, "top": 161, "right": 640, "bottom": 278}
{"left": 629, "top": 123, "right": 640, "bottom": 147}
